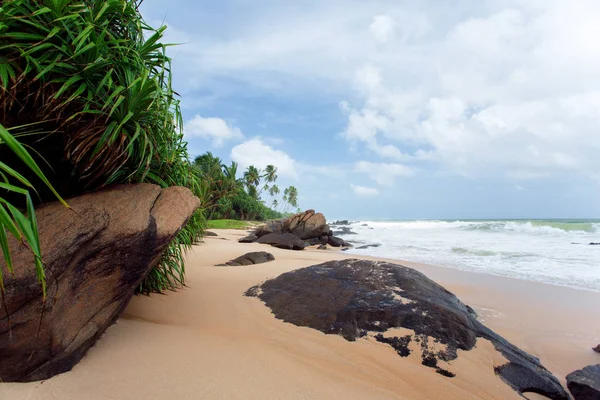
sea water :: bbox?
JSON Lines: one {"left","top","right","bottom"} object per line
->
{"left": 340, "top": 220, "right": 600, "bottom": 292}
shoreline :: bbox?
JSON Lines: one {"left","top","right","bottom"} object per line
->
{"left": 1, "top": 228, "right": 598, "bottom": 399}
{"left": 345, "top": 247, "right": 600, "bottom": 295}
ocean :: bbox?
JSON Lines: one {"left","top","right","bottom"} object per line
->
{"left": 338, "top": 219, "right": 600, "bottom": 292}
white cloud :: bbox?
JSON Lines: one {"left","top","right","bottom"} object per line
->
{"left": 338, "top": 1, "right": 600, "bottom": 180}
{"left": 355, "top": 161, "right": 414, "bottom": 186}
{"left": 185, "top": 115, "right": 243, "bottom": 147}
{"left": 230, "top": 138, "right": 297, "bottom": 178}
{"left": 149, "top": 0, "right": 600, "bottom": 183}
{"left": 370, "top": 15, "right": 395, "bottom": 42}
{"left": 350, "top": 184, "right": 379, "bottom": 196}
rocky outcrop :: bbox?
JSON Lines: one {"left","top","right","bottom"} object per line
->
{"left": 0, "top": 184, "right": 200, "bottom": 382}
{"left": 566, "top": 364, "right": 600, "bottom": 400}
{"left": 243, "top": 210, "right": 331, "bottom": 250}
{"left": 216, "top": 251, "right": 275, "bottom": 266}
{"left": 256, "top": 233, "right": 307, "bottom": 250}
{"left": 286, "top": 210, "right": 329, "bottom": 240}
{"left": 246, "top": 259, "right": 568, "bottom": 400}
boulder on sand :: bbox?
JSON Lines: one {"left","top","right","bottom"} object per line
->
{"left": 0, "top": 184, "right": 200, "bottom": 382}
{"left": 238, "top": 233, "right": 258, "bottom": 243}
{"left": 285, "top": 210, "right": 330, "bottom": 240}
{"left": 328, "top": 236, "right": 352, "bottom": 248}
{"left": 253, "top": 210, "right": 329, "bottom": 241}
{"left": 256, "top": 233, "right": 307, "bottom": 250}
{"left": 566, "top": 364, "right": 600, "bottom": 400}
{"left": 246, "top": 259, "right": 569, "bottom": 400}
{"left": 216, "top": 251, "right": 275, "bottom": 266}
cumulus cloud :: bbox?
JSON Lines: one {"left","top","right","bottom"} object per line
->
{"left": 355, "top": 161, "right": 414, "bottom": 186}
{"left": 185, "top": 115, "right": 243, "bottom": 147}
{"left": 369, "top": 15, "right": 394, "bottom": 42}
{"left": 350, "top": 184, "right": 379, "bottom": 196}
{"left": 339, "top": 1, "right": 600, "bottom": 179}
{"left": 146, "top": 0, "right": 600, "bottom": 183}
{"left": 230, "top": 138, "right": 297, "bottom": 178}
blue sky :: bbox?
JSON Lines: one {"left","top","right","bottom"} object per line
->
{"left": 140, "top": 0, "right": 600, "bottom": 220}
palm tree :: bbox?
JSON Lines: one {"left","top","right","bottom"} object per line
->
{"left": 263, "top": 165, "right": 278, "bottom": 183}
{"left": 244, "top": 165, "right": 261, "bottom": 196}
{"left": 286, "top": 186, "right": 299, "bottom": 209}
{"left": 194, "top": 152, "right": 222, "bottom": 175}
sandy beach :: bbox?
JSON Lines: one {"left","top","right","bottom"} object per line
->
{"left": 1, "top": 228, "right": 598, "bottom": 400}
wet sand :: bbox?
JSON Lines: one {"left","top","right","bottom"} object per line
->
{"left": 1, "top": 229, "right": 598, "bottom": 400}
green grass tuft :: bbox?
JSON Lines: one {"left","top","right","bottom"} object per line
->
{"left": 205, "top": 219, "right": 253, "bottom": 230}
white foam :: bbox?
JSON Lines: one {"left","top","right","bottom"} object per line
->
{"left": 341, "top": 220, "right": 600, "bottom": 292}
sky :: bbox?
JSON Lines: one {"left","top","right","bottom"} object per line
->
{"left": 140, "top": 0, "right": 600, "bottom": 220}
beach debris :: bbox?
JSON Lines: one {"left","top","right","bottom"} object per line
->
{"left": 566, "top": 364, "right": 600, "bottom": 400}
{"left": 246, "top": 259, "right": 569, "bottom": 400}
{"left": 216, "top": 251, "right": 275, "bottom": 266}
{"left": 238, "top": 233, "right": 258, "bottom": 243}
{"left": 0, "top": 184, "right": 200, "bottom": 382}
{"left": 593, "top": 344, "right": 600, "bottom": 353}
{"left": 256, "top": 233, "right": 307, "bottom": 250}
{"left": 317, "top": 244, "right": 328, "bottom": 250}
{"left": 205, "top": 231, "right": 218, "bottom": 237}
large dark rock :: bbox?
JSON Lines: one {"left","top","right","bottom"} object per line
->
{"left": 304, "top": 238, "right": 322, "bottom": 246}
{"left": 328, "top": 236, "right": 352, "bottom": 248}
{"left": 216, "top": 251, "right": 275, "bottom": 266}
{"left": 246, "top": 259, "right": 568, "bottom": 400}
{"left": 567, "top": 364, "right": 600, "bottom": 400}
{"left": 205, "top": 231, "right": 218, "bottom": 237}
{"left": 0, "top": 184, "right": 200, "bottom": 382}
{"left": 238, "top": 233, "right": 258, "bottom": 243}
{"left": 256, "top": 233, "right": 307, "bottom": 250}
{"left": 254, "top": 220, "right": 282, "bottom": 238}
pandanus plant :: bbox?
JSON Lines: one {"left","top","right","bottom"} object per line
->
{"left": 0, "top": 0, "right": 202, "bottom": 295}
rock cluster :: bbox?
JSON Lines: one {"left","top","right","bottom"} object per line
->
{"left": 246, "top": 259, "right": 569, "bottom": 400}
{"left": 0, "top": 184, "right": 200, "bottom": 382}
{"left": 239, "top": 210, "right": 352, "bottom": 250}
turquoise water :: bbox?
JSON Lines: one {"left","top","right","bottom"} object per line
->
{"left": 340, "top": 219, "right": 600, "bottom": 292}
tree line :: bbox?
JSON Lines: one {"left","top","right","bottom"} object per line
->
{"left": 193, "top": 152, "right": 299, "bottom": 221}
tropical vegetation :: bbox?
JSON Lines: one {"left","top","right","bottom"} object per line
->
{"left": 192, "top": 152, "right": 300, "bottom": 221}
{"left": 0, "top": 0, "right": 302, "bottom": 300}
{"left": 0, "top": 0, "right": 202, "bottom": 296}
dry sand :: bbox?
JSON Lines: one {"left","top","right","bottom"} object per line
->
{"left": 1, "top": 228, "right": 599, "bottom": 400}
